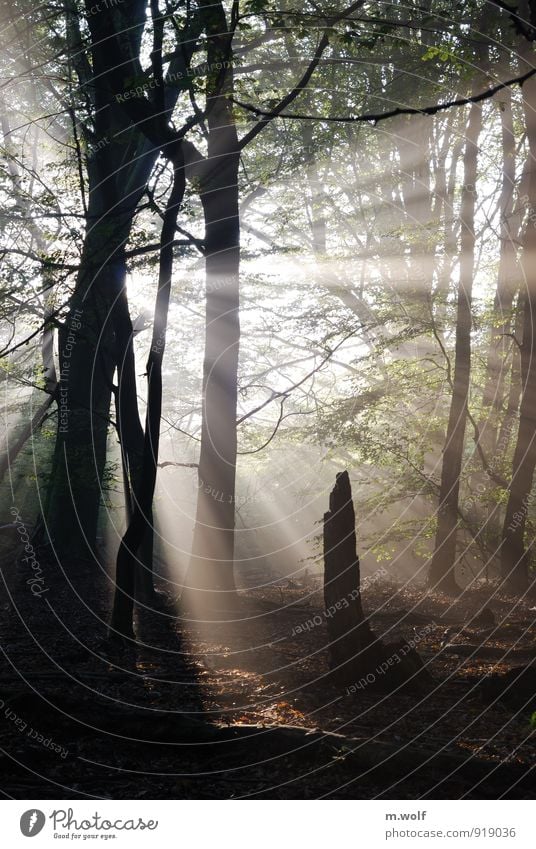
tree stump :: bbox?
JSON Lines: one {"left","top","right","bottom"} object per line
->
{"left": 323, "top": 471, "right": 430, "bottom": 691}
{"left": 323, "top": 471, "right": 376, "bottom": 684}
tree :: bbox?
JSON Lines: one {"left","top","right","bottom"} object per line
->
{"left": 428, "top": 63, "right": 485, "bottom": 592}
{"left": 43, "top": 0, "right": 153, "bottom": 562}
{"left": 500, "top": 43, "right": 536, "bottom": 594}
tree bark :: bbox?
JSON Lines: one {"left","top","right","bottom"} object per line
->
{"left": 324, "top": 471, "right": 375, "bottom": 681}
{"left": 479, "top": 85, "right": 521, "bottom": 453}
{"left": 110, "top": 147, "right": 185, "bottom": 639}
{"left": 43, "top": 0, "right": 172, "bottom": 562}
{"left": 111, "top": 288, "right": 154, "bottom": 601}
{"left": 42, "top": 0, "right": 148, "bottom": 559}
{"left": 500, "top": 50, "right": 536, "bottom": 594}
{"left": 429, "top": 96, "right": 483, "bottom": 592}
{"left": 186, "top": 0, "right": 240, "bottom": 607}
{"left": 496, "top": 296, "right": 524, "bottom": 455}
{"left": 43, "top": 237, "right": 121, "bottom": 560}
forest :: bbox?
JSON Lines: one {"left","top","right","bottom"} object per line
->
{"left": 0, "top": 0, "right": 535, "bottom": 801}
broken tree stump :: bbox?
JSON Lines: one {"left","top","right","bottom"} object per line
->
{"left": 323, "top": 471, "right": 376, "bottom": 684}
{"left": 323, "top": 471, "right": 431, "bottom": 691}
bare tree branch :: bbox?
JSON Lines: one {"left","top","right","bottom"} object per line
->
{"left": 233, "top": 66, "right": 536, "bottom": 127}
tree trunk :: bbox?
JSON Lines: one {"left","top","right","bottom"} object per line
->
{"left": 433, "top": 115, "right": 464, "bottom": 317}
{"left": 43, "top": 0, "right": 160, "bottom": 561}
{"left": 500, "top": 302, "right": 536, "bottom": 594}
{"left": 43, "top": 234, "right": 122, "bottom": 560}
{"left": 186, "top": 174, "right": 240, "bottom": 604}
{"left": 110, "top": 149, "right": 185, "bottom": 640}
{"left": 429, "top": 97, "right": 483, "bottom": 593}
{"left": 496, "top": 295, "right": 524, "bottom": 455}
{"left": 111, "top": 287, "right": 154, "bottom": 601}
{"left": 500, "top": 54, "right": 536, "bottom": 594}
{"left": 479, "top": 85, "right": 521, "bottom": 453}
{"left": 186, "top": 0, "right": 240, "bottom": 608}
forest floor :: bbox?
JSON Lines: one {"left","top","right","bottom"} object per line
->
{"left": 0, "top": 552, "right": 535, "bottom": 799}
